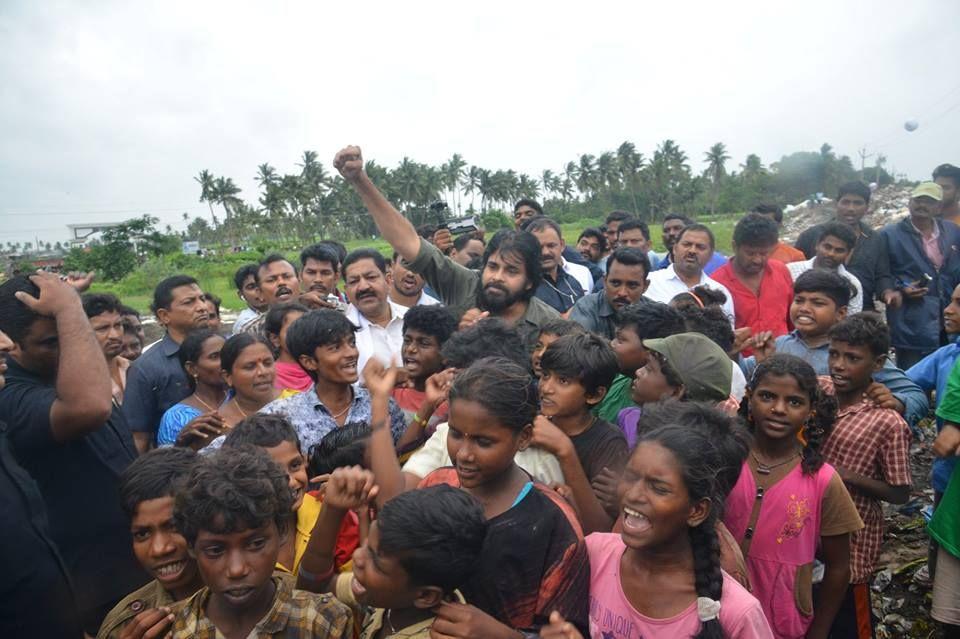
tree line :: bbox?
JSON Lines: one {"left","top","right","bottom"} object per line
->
{"left": 186, "top": 140, "right": 895, "bottom": 248}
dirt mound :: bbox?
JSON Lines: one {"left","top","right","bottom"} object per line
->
{"left": 780, "top": 185, "right": 912, "bottom": 243}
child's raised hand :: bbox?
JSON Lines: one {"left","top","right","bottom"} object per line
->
{"left": 531, "top": 415, "right": 574, "bottom": 457}
{"left": 457, "top": 308, "right": 489, "bottom": 331}
{"left": 323, "top": 466, "right": 379, "bottom": 512}
{"left": 751, "top": 330, "right": 775, "bottom": 361}
{"left": 539, "top": 611, "right": 584, "bottom": 639}
{"left": 424, "top": 368, "right": 456, "bottom": 406}
{"left": 117, "top": 606, "right": 174, "bottom": 639}
{"left": 362, "top": 358, "right": 399, "bottom": 398}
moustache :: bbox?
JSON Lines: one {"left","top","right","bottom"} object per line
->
{"left": 276, "top": 286, "right": 293, "bottom": 297}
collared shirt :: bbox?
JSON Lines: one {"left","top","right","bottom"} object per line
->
{"left": 644, "top": 264, "right": 736, "bottom": 323}
{"left": 739, "top": 332, "right": 929, "bottom": 426}
{"left": 786, "top": 258, "right": 863, "bottom": 314}
{"left": 0, "top": 425, "right": 81, "bottom": 638}
{"left": 912, "top": 218, "right": 944, "bottom": 268}
{"left": 170, "top": 576, "right": 352, "bottom": 639}
{"left": 535, "top": 264, "right": 586, "bottom": 313}
{"left": 111, "top": 356, "right": 131, "bottom": 406}
{"left": 232, "top": 307, "right": 262, "bottom": 335}
{"left": 796, "top": 220, "right": 894, "bottom": 311}
{"left": 334, "top": 573, "right": 466, "bottom": 639}
{"left": 0, "top": 358, "right": 147, "bottom": 613}
{"left": 913, "top": 339, "right": 960, "bottom": 491}
{"left": 404, "top": 239, "right": 559, "bottom": 347}
{"left": 98, "top": 579, "right": 178, "bottom": 639}
{"left": 711, "top": 259, "right": 794, "bottom": 339}
{"left": 123, "top": 333, "right": 191, "bottom": 436}
{"left": 657, "top": 251, "right": 727, "bottom": 275}
{"left": 568, "top": 291, "right": 619, "bottom": 340}
{"left": 819, "top": 377, "right": 912, "bottom": 584}
{"left": 344, "top": 300, "right": 408, "bottom": 374}
{"left": 258, "top": 385, "right": 406, "bottom": 454}
{"left": 769, "top": 241, "right": 805, "bottom": 264}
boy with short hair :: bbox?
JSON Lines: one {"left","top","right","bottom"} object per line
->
{"left": 531, "top": 318, "right": 585, "bottom": 378}
{"left": 391, "top": 304, "right": 457, "bottom": 429}
{"left": 745, "top": 270, "right": 929, "bottom": 426}
{"left": 531, "top": 333, "right": 627, "bottom": 533}
{"left": 98, "top": 447, "right": 202, "bottom": 639}
{"left": 787, "top": 221, "right": 863, "bottom": 313}
{"left": 298, "top": 469, "right": 488, "bottom": 639}
{"left": 170, "top": 446, "right": 352, "bottom": 638}
{"left": 592, "top": 299, "right": 685, "bottom": 422}
{"left": 821, "top": 313, "right": 912, "bottom": 638}
{"left": 223, "top": 413, "right": 321, "bottom": 576}
{"left": 231, "top": 264, "right": 266, "bottom": 335}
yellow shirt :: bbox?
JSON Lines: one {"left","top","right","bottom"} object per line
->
{"left": 276, "top": 492, "right": 322, "bottom": 575}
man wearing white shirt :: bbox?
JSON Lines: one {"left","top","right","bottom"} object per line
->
{"left": 644, "top": 223, "right": 736, "bottom": 322}
{"left": 342, "top": 248, "right": 408, "bottom": 372}
{"left": 786, "top": 221, "right": 863, "bottom": 313}
{"left": 388, "top": 252, "right": 440, "bottom": 308}
{"left": 528, "top": 216, "right": 593, "bottom": 313}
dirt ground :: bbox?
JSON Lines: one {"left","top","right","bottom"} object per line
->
{"left": 872, "top": 417, "right": 939, "bottom": 638}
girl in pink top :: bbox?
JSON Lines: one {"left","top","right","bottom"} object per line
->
{"left": 265, "top": 303, "right": 314, "bottom": 393}
{"left": 543, "top": 402, "right": 773, "bottom": 639}
{"left": 725, "top": 355, "right": 861, "bottom": 639}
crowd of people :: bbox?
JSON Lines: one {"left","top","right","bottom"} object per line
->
{"left": 1, "top": 148, "right": 960, "bottom": 639}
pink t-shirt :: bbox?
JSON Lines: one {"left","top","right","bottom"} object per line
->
{"left": 586, "top": 533, "right": 773, "bottom": 639}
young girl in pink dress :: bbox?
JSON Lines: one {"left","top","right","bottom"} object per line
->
{"left": 543, "top": 401, "right": 773, "bottom": 639}
{"left": 725, "top": 354, "right": 862, "bottom": 639}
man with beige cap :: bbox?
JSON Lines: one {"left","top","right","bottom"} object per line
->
{"left": 881, "top": 182, "right": 960, "bottom": 369}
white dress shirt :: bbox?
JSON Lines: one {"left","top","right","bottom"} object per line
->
{"left": 345, "top": 299, "right": 408, "bottom": 373}
{"left": 786, "top": 258, "right": 863, "bottom": 314}
{"left": 645, "top": 264, "right": 736, "bottom": 324}
{"left": 563, "top": 259, "right": 594, "bottom": 294}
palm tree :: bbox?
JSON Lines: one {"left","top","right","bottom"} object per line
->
{"left": 517, "top": 174, "right": 540, "bottom": 200}
{"left": 211, "top": 176, "right": 242, "bottom": 220}
{"left": 576, "top": 154, "right": 596, "bottom": 198}
{"left": 461, "top": 166, "right": 481, "bottom": 212}
{"left": 541, "top": 169, "right": 556, "bottom": 200}
{"left": 704, "top": 143, "right": 730, "bottom": 215}
{"left": 595, "top": 152, "right": 619, "bottom": 192}
{"left": 617, "top": 141, "right": 644, "bottom": 213}
{"left": 194, "top": 169, "right": 219, "bottom": 226}
{"left": 443, "top": 154, "right": 467, "bottom": 212}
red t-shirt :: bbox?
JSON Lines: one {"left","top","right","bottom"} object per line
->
{"left": 711, "top": 259, "right": 794, "bottom": 338}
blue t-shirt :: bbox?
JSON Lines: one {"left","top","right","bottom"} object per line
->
{"left": 157, "top": 403, "right": 203, "bottom": 446}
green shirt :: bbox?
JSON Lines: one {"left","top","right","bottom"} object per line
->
{"left": 929, "top": 461, "right": 960, "bottom": 558}
{"left": 592, "top": 374, "right": 635, "bottom": 423}
{"left": 936, "top": 357, "right": 960, "bottom": 424}
{"left": 404, "top": 239, "right": 559, "bottom": 347}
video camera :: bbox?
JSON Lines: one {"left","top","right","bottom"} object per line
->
{"left": 430, "top": 200, "right": 478, "bottom": 236}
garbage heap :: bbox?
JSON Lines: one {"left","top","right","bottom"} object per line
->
{"left": 780, "top": 185, "right": 913, "bottom": 244}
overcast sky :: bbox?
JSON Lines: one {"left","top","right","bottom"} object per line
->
{"left": 2, "top": 0, "right": 958, "bottom": 244}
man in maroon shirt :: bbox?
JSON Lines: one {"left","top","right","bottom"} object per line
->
{"left": 711, "top": 213, "right": 794, "bottom": 342}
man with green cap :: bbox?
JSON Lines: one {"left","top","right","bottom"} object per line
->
{"left": 617, "top": 332, "right": 734, "bottom": 448}
{"left": 881, "top": 181, "right": 960, "bottom": 370}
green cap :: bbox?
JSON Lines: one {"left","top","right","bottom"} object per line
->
{"left": 643, "top": 333, "right": 732, "bottom": 402}
{"left": 911, "top": 181, "right": 943, "bottom": 201}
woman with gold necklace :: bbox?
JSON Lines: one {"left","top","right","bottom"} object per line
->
{"left": 158, "top": 329, "right": 227, "bottom": 448}
{"left": 215, "top": 333, "right": 280, "bottom": 430}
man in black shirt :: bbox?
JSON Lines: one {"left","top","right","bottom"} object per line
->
{"left": 794, "top": 181, "right": 896, "bottom": 311}
{"left": 0, "top": 274, "right": 146, "bottom": 635}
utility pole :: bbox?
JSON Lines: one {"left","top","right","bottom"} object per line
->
{"left": 858, "top": 147, "right": 874, "bottom": 173}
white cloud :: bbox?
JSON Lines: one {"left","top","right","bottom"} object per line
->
{"left": 1, "top": 0, "right": 957, "bottom": 242}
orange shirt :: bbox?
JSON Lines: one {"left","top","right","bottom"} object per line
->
{"left": 769, "top": 241, "right": 805, "bottom": 264}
